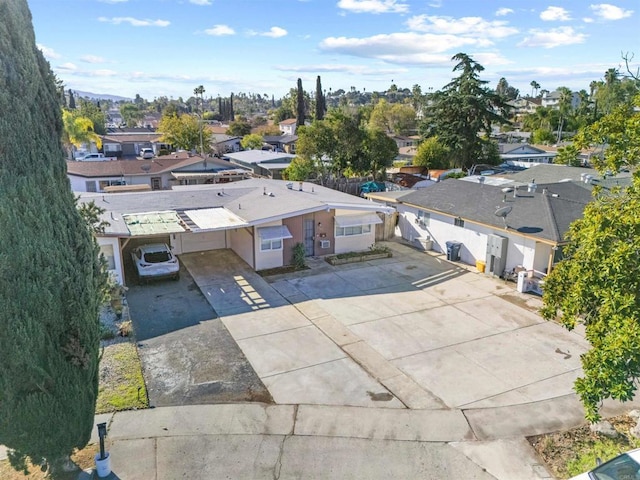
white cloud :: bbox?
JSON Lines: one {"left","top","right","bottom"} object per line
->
{"left": 249, "top": 27, "right": 288, "bottom": 38}
{"left": 58, "top": 63, "right": 77, "bottom": 71}
{"left": 337, "top": 0, "right": 409, "bottom": 14}
{"left": 518, "top": 26, "right": 587, "bottom": 48}
{"left": 204, "top": 24, "right": 235, "bottom": 36}
{"left": 495, "top": 8, "right": 514, "bottom": 16}
{"left": 583, "top": 17, "right": 594, "bottom": 22}
{"left": 189, "top": 0, "right": 212, "bottom": 4}
{"left": 274, "top": 63, "right": 403, "bottom": 75}
{"left": 80, "top": 55, "right": 106, "bottom": 64}
{"left": 320, "top": 32, "right": 482, "bottom": 62}
{"left": 589, "top": 3, "right": 633, "bottom": 20}
{"left": 37, "top": 44, "right": 61, "bottom": 59}
{"left": 407, "top": 15, "right": 518, "bottom": 38}
{"left": 540, "top": 6, "right": 571, "bottom": 21}
{"left": 98, "top": 17, "right": 170, "bottom": 27}
{"left": 98, "top": 0, "right": 128, "bottom": 3}
{"left": 87, "top": 69, "right": 118, "bottom": 77}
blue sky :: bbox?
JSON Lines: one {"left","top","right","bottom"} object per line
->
{"left": 28, "top": 0, "right": 638, "bottom": 101}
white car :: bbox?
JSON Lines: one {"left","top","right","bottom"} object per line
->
{"left": 570, "top": 448, "right": 640, "bottom": 479}
{"left": 131, "top": 243, "right": 179, "bottom": 282}
{"left": 140, "top": 148, "right": 154, "bottom": 159}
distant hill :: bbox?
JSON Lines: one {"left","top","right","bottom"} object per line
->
{"left": 71, "top": 90, "right": 132, "bottom": 102}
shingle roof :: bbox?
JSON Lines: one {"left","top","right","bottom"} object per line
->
{"left": 67, "top": 154, "right": 240, "bottom": 177}
{"left": 397, "top": 179, "right": 593, "bottom": 243}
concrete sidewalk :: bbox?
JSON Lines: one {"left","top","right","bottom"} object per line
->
{"left": 82, "top": 403, "right": 554, "bottom": 479}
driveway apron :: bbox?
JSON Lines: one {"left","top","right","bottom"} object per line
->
{"left": 181, "top": 243, "right": 590, "bottom": 414}
{"left": 126, "top": 263, "right": 272, "bottom": 407}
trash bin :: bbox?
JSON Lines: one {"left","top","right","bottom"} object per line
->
{"left": 476, "top": 260, "right": 486, "bottom": 273}
{"left": 445, "top": 241, "right": 462, "bottom": 261}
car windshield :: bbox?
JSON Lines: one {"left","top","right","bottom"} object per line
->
{"left": 592, "top": 453, "right": 640, "bottom": 479}
{"left": 143, "top": 251, "right": 171, "bottom": 263}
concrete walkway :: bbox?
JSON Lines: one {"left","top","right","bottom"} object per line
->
{"left": 4, "top": 241, "right": 639, "bottom": 478}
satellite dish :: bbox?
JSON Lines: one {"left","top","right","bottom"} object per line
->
{"left": 494, "top": 205, "right": 513, "bottom": 229}
{"left": 140, "top": 163, "right": 151, "bottom": 172}
{"left": 501, "top": 187, "right": 514, "bottom": 193}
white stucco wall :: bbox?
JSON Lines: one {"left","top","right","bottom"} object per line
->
{"left": 333, "top": 209, "right": 378, "bottom": 255}
{"left": 230, "top": 227, "right": 254, "bottom": 269}
{"left": 98, "top": 237, "right": 124, "bottom": 285}
{"left": 254, "top": 221, "right": 285, "bottom": 271}
{"left": 398, "top": 204, "right": 548, "bottom": 272}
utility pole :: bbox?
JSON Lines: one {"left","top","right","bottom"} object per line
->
{"left": 194, "top": 85, "right": 205, "bottom": 163}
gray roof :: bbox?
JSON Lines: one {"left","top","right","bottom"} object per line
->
{"left": 79, "top": 178, "right": 389, "bottom": 236}
{"left": 396, "top": 179, "right": 593, "bottom": 243}
{"left": 494, "top": 164, "right": 633, "bottom": 190}
{"left": 224, "top": 150, "right": 296, "bottom": 165}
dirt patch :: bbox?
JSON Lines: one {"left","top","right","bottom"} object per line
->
{"left": 528, "top": 414, "right": 640, "bottom": 479}
{"left": 0, "top": 444, "right": 98, "bottom": 480}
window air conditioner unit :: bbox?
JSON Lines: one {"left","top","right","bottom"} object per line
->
{"left": 320, "top": 240, "right": 331, "bottom": 249}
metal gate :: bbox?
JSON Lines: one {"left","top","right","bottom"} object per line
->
{"left": 304, "top": 218, "right": 315, "bottom": 256}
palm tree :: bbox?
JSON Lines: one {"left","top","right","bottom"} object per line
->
{"left": 530, "top": 80, "right": 541, "bottom": 98}
{"left": 62, "top": 110, "right": 102, "bottom": 159}
{"left": 604, "top": 68, "right": 619, "bottom": 86}
{"left": 556, "top": 87, "right": 573, "bottom": 143}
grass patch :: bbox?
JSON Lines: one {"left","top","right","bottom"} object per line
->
{"left": 529, "top": 414, "right": 640, "bottom": 479}
{"left": 96, "top": 342, "right": 148, "bottom": 414}
{"left": 0, "top": 444, "right": 98, "bottom": 480}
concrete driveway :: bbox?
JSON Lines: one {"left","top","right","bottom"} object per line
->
{"left": 181, "top": 242, "right": 590, "bottom": 414}
{"left": 126, "top": 263, "right": 272, "bottom": 407}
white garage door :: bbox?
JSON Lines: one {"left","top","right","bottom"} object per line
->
{"left": 177, "top": 231, "right": 227, "bottom": 254}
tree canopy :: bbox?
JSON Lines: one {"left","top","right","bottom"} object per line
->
{"left": 0, "top": 0, "right": 106, "bottom": 475}
{"left": 541, "top": 94, "right": 640, "bottom": 422}
{"left": 158, "top": 113, "right": 211, "bottom": 152}
{"left": 412, "top": 136, "right": 450, "bottom": 170}
{"left": 240, "top": 133, "right": 264, "bottom": 150}
{"left": 421, "top": 53, "right": 510, "bottom": 169}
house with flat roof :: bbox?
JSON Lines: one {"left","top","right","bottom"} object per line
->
{"left": 78, "top": 178, "right": 393, "bottom": 284}
{"left": 223, "top": 150, "right": 297, "bottom": 179}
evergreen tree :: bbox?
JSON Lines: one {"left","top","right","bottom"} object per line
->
{"left": 229, "top": 92, "right": 234, "bottom": 121}
{"left": 0, "top": 1, "right": 106, "bottom": 476}
{"left": 68, "top": 89, "right": 75, "bottom": 109}
{"left": 296, "top": 78, "right": 305, "bottom": 126}
{"left": 315, "top": 75, "right": 325, "bottom": 120}
{"left": 422, "top": 53, "right": 510, "bottom": 169}
{"left": 218, "top": 96, "right": 222, "bottom": 118}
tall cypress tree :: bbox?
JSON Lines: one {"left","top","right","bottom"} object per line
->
{"left": 229, "top": 92, "right": 234, "bottom": 121}
{"left": 0, "top": 0, "right": 105, "bottom": 475}
{"left": 315, "top": 75, "right": 325, "bottom": 120}
{"left": 296, "top": 78, "right": 305, "bottom": 126}
{"left": 68, "top": 89, "right": 76, "bottom": 109}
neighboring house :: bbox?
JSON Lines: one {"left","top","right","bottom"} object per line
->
{"left": 263, "top": 134, "right": 298, "bottom": 154}
{"left": 391, "top": 135, "right": 419, "bottom": 149}
{"left": 279, "top": 118, "right": 298, "bottom": 135}
{"left": 78, "top": 178, "right": 393, "bottom": 284}
{"left": 212, "top": 133, "right": 241, "bottom": 156}
{"left": 489, "top": 163, "right": 633, "bottom": 191}
{"left": 224, "top": 150, "right": 296, "bottom": 179}
{"left": 67, "top": 153, "right": 250, "bottom": 192}
{"left": 141, "top": 113, "right": 161, "bottom": 129}
{"left": 541, "top": 90, "right": 581, "bottom": 110}
{"left": 100, "top": 128, "right": 168, "bottom": 158}
{"left": 499, "top": 144, "right": 557, "bottom": 168}
{"left": 506, "top": 97, "right": 541, "bottom": 121}
{"left": 367, "top": 179, "right": 592, "bottom": 278}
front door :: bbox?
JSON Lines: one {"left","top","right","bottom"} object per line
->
{"left": 304, "top": 219, "right": 315, "bottom": 256}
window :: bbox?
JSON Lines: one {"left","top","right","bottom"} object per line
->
{"left": 86, "top": 181, "right": 97, "bottom": 192}
{"left": 454, "top": 217, "right": 465, "bottom": 228}
{"left": 416, "top": 210, "right": 430, "bottom": 228}
{"left": 260, "top": 238, "right": 282, "bottom": 251}
{"left": 335, "top": 224, "right": 372, "bottom": 237}
{"left": 99, "top": 244, "right": 116, "bottom": 270}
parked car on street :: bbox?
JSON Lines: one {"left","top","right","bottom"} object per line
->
{"left": 131, "top": 243, "right": 179, "bottom": 282}
{"left": 570, "top": 448, "right": 640, "bottom": 479}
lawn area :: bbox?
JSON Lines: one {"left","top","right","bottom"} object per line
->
{"left": 0, "top": 445, "right": 98, "bottom": 480}
{"left": 96, "top": 341, "right": 148, "bottom": 414}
